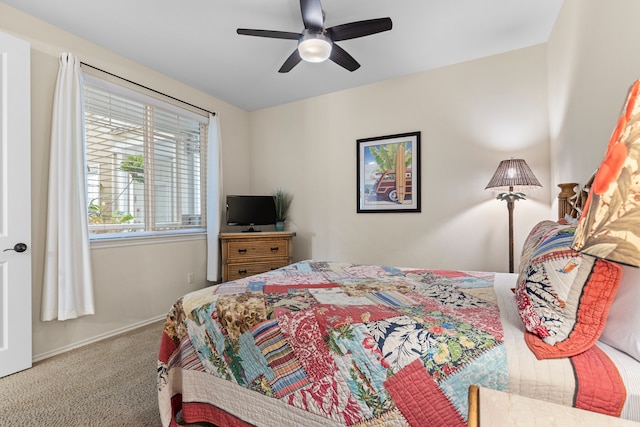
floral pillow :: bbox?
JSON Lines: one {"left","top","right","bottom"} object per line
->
{"left": 515, "top": 221, "right": 623, "bottom": 359}
{"left": 572, "top": 79, "right": 640, "bottom": 268}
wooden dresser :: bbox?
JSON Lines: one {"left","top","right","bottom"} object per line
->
{"left": 219, "top": 231, "right": 296, "bottom": 282}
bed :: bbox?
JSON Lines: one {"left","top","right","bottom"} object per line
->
{"left": 157, "top": 182, "right": 640, "bottom": 426}
{"left": 157, "top": 257, "right": 639, "bottom": 426}
{"left": 158, "top": 80, "right": 640, "bottom": 427}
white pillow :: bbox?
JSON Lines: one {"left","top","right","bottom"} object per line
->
{"left": 600, "top": 265, "right": 640, "bottom": 362}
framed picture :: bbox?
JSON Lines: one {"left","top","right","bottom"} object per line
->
{"left": 357, "top": 131, "right": 421, "bottom": 213}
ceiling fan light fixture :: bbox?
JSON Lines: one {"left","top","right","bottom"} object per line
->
{"left": 298, "top": 31, "right": 332, "bottom": 63}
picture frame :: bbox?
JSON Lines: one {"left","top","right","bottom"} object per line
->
{"left": 357, "top": 131, "right": 421, "bottom": 213}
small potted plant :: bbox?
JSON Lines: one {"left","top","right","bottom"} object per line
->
{"left": 273, "top": 189, "right": 293, "bottom": 231}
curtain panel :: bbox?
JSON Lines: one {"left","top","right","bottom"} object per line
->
{"left": 206, "top": 114, "right": 223, "bottom": 281}
{"left": 41, "top": 53, "right": 95, "bottom": 321}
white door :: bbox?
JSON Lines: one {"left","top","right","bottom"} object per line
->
{"left": 0, "top": 31, "right": 32, "bottom": 378}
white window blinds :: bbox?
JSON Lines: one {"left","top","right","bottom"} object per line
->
{"left": 83, "top": 77, "right": 208, "bottom": 237}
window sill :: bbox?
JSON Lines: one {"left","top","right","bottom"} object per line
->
{"left": 90, "top": 229, "right": 207, "bottom": 249}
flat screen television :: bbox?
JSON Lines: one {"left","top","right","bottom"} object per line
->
{"left": 226, "top": 195, "right": 277, "bottom": 232}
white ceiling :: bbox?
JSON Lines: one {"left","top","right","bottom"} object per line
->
{"left": 1, "top": 0, "right": 563, "bottom": 112}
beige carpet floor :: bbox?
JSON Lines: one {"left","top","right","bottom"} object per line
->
{"left": 0, "top": 320, "right": 188, "bottom": 427}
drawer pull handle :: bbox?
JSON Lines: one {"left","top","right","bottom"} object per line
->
{"left": 270, "top": 247, "right": 279, "bottom": 252}
{"left": 238, "top": 249, "right": 247, "bottom": 253}
{"left": 238, "top": 269, "right": 247, "bottom": 275}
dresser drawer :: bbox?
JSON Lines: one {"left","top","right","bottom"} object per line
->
{"left": 219, "top": 232, "right": 296, "bottom": 282}
{"left": 225, "top": 239, "right": 289, "bottom": 261}
{"left": 225, "top": 260, "right": 289, "bottom": 281}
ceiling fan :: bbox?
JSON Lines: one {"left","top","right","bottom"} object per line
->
{"left": 237, "top": 0, "right": 392, "bottom": 73}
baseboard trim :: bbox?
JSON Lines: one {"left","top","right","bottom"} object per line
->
{"left": 32, "top": 315, "right": 166, "bottom": 363}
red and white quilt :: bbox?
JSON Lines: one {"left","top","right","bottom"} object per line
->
{"left": 157, "top": 261, "right": 626, "bottom": 426}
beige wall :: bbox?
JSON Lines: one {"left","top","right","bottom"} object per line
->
{"left": 0, "top": 3, "right": 251, "bottom": 358}
{"left": 548, "top": 0, "right": 640, "bottom": 187}
{"left": 248, "top": 45, "right": 553, "bottom": 272}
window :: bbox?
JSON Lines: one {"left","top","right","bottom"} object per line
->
{"left": 83, "top": 75, "right": 208, "bottom": 238}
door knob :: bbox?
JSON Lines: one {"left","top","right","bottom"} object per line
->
{"left": 4, "top": 243, "right": 27, "bottom": 253}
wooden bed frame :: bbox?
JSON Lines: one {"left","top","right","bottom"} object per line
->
{"left": 557, "top": 177, "right": 594, "bottom": 220}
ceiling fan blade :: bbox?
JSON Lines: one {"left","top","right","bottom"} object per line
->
{"left": 329, "top": 44, "right": 360, "bottom": 72}
{"left": 278, "top": 50, "right": 303, "bottom": 73}
{"left": 237, "top": 29, "right": 301, "bottom": 40}
{"left": 326, "top": 18, "right": 393, "bottom": 42}
{"left": 300, "top": 0, "right": 324, "bottom": 31}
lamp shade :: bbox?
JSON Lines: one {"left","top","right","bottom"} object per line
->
{"left": 485, "top": 158, "right": 542, "bottom": 192}
{"left": 572, "top": 80, "right": 640, "bottom": 267}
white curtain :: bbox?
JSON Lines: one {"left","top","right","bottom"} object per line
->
{"left": 206, "top": 114, "right": 223, "bottom": 281}
{"left": 41, "top": 53, "right": 95, "bottom": 321}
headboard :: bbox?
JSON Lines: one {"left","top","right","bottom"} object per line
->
{"left": 557, "top": 174, "right": 595, "bottom": 220}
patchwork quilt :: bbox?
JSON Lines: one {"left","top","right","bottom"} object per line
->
{"left": 157, "top": 261, "right": 625, "bottom": 427}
